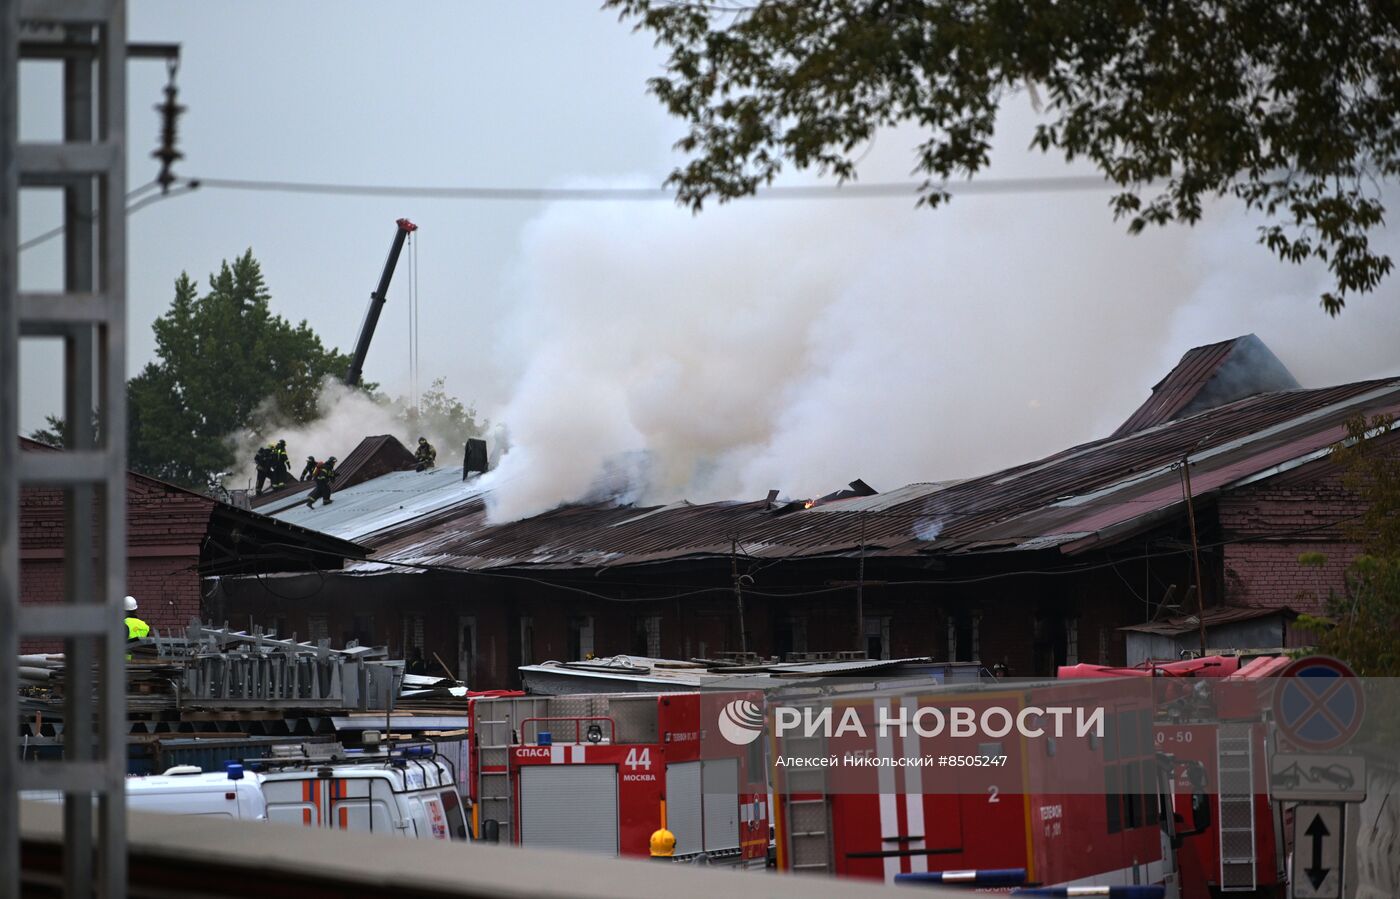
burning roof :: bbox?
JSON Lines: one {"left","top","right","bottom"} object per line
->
{"left": 260, "top": 339, "right": 1400, "bottom": 577}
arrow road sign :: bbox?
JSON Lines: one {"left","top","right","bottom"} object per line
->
{"left": 1270, "top": 753, "right": 1366, "bottom": 802}
{"left": 1292, "top": 804, "right": 1343, "bottom": 899}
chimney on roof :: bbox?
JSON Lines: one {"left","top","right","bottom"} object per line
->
{"left": 464, "top": 438, "right": 489, "bottom": 480}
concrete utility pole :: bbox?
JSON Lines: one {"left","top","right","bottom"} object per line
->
{"left": 3, "top": 4, "right": 133, "bottom": 896}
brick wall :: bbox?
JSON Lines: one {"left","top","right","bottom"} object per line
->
{"left": 18, "top": 457, "right": 213, "bottom": 653}
{"left": 1218, "top": 462, "right": 1369, "bottom": 615}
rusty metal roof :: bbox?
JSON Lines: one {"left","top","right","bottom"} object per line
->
{"left": 331, "top": 376, "right": 1400, "bottom": 575}
{"left": 1118, "top": 605, "right": 1299, "bottom": 636}
{"left": 1111, "top": 334, "right": 1299, "bottom": 438}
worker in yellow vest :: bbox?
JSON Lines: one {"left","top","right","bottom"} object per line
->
{"left": 124, "top": 595, "right": 150, "bottom": 641}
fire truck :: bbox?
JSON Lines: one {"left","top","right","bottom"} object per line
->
{"left": 1060, "top": 655, "right": 1291, "bottom": 899}
{"left": 769, "top": 679, "right": 1212, "bottom": 893}
{"left": 460, "top": 691, "right": 770, "bottom": 865}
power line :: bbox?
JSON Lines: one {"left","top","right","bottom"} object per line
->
{"left": 182, "top": 173, "right": 1113, "bottom": 202}
{"left": 16, "top": 171, "right": 1113, "bottom": 251}
{"left": 17, "top": 179, "right": 199, "bottom": 253}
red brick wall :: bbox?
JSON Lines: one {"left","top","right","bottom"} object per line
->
{"left": 18, "top": 460, "right": 213, "bottom": 652}
{"left": 1218, "top": 463, "right": 1368, "bottom": 615}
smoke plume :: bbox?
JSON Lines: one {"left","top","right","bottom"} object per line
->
{"left": 477, "top": 115, "right": 1400, "bottom": 522}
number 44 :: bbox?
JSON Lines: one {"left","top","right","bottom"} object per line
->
{"left": 625, "top": 748, "right": 652, "bottom": 771}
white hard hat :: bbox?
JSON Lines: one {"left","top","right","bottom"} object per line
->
{"left": 123, "top": 596, "right": 138, "bottom": 612}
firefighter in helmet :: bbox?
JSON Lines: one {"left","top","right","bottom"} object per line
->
{"left": 300, "top": 455, "right": 317, "bottom": 481}
{"left": 414, "top": 437, "right": 437, "bottom": 472}
{"left": 270, "top": 439, "right": 291, "bottom": 488}
{"left": 649, "top": 826, "right": 676, "bottom": 860}
{"left": 305, "top": 456, "right": 337, "bottom": 508}
{"left": 253, "top": 443, "right": 276, "bottom": 495}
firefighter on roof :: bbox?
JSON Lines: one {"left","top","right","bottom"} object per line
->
{"left": 253, "top": 444, "right": 275, "bottom": 495}
{"left": 300, "top": 455, "right": 316, "bottom": 481}
{"left": 305, "top": 456, "right": 337, "bottom": 508}
{"left": 415, "top": 437, "right": 437, "bottom": 472}
{"left": 271, "top": 439, "right": 291, "bottom": 487}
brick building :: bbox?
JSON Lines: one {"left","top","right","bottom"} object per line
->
{"left": 211, "top": 337, "right": 1400, "bottom": 688}
{"left": 19, "top": 437, "right": 363, "bottom": 651}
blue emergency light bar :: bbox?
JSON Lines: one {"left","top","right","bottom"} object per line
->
{"left": 1011, "top": 887, "right": 1165, "bottom": 898}
{"left": 893, "top": 869, "right": 1028, "bottom": 888}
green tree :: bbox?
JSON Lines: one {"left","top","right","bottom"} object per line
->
{"left": 28, "top": 415, "right": 70, "bottom": 448}
{"left": 609, "top": 0, "right": 1400, "bottom": 313}
{"left": 400, "top": 378, "right": 487, "bottom": 452}
{"left": 1296, "top": 414, "right": 1400, "bottom": 675}
{"left": 129, "top": 251, "right": 355, "bottom": 487}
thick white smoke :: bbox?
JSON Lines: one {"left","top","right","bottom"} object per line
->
{"left": 480, "top": 115, "right": 1400, "bottom": 522}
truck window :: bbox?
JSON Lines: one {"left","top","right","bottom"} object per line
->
{"left": 440, "top": 789, "right": 469, "bottom": 841}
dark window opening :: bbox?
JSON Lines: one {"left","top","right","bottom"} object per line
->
{"left": 1123, "top": 763, "right": 1141, "bottom": 829}
{"left": 1105, "top": 766, "right": 1121, "bottom": 834}
{"left": 1142, "top": 760, "right": 1159, "bottom": 826}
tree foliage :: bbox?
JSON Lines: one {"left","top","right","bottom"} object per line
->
{"left": 129, "top": 251, "right": 355, "bottom": 488}
{"left": 399, "top": 377, "right": 487, "bottom": 453}
{"left": 609, "top": 0, "right": 1400, "bottom": 313}
{"left": 1296, "top": 414, "right": 1400, "bottom": 675}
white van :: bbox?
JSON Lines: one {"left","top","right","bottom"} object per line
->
{"left": 258, "top": 748, "right": 469, "bottom": 841}
{"left": 23, "top": 763, "right": 267, "bottom": 822}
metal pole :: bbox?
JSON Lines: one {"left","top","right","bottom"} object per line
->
{"left": 0, "top": 2, "right": 22, "bottom": 894}
{"left": 855, "top": 513, "right": 866, "bottom": 653}
{"left": 731, "top": 539, "right": 747, "bottom": 657}
{"left": 62, "top": 25, "right": 97, "bottom": 897}
{"left": 1180, "top": 455, "right": 1209, "bottom": 656}
{"left": 98, "top": 5, "right": 130, "bottom": 895}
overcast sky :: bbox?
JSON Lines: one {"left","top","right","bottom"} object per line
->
{"left": 18, "top": 3, "right": 1400, "bottom": 509}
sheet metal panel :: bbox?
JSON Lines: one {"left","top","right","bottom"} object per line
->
{"left": 701, "top": 758, "right": 739, "bottom": 853}
{"left": 666, "top": 762, "right": 703, "bottom": 857}
{"left": 519, "top": 765, "right": 618, "bottom": 856}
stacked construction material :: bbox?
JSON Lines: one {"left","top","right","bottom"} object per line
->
{"left": 16, "top": 620, "right": 403, "bottom": 718}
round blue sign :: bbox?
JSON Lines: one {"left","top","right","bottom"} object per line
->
{"left": 1273, "top": 656, "right": 1363, "bottom": 750}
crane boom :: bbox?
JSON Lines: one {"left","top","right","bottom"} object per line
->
{"left": 343, "top": 217, "right": 418, "bottom": 387}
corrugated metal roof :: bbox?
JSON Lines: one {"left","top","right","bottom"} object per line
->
{"left": 1118, "top": 605, "right": 1299, "bottom": 636}
{"left": 270, "top": 466, "right": 487, "bottom": 544}
{"left": 340, "top": 376, "right": 1400, "bottom": 574}
{"left": 1111, "top": 334, "right": 1298, "bottom": 438}
{"left": 252, "top": 375, "right": 1400, "bottom": 578}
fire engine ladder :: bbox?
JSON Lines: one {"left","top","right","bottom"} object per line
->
{"left": 1216, "top": 724, "right": 1257, "bottom": 891}
{"left": 474, "top": 697, "right": 551, "bottom": 843}
{"left": 781, "top": 729, "right": 833, "bottom": 872}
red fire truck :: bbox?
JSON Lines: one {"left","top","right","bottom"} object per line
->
{"left": 460, "top": 691, "right": 769, "bottom": 865}
{"left": 1061, "top": 655, "right": 1291, "bottom": 899}
{"left": 769, "top": 679, "right": 1212, "bottom": 893}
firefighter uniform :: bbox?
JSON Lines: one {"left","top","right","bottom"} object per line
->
{"left": 270, "top": 439, "right": 291, "bottom": 488}
{"left": 306, "top": 457, "right": 337, "bottom": 508}
{"left": 300, "top": 456, "right": 316, "bottom": 481}
{"left": 254, "top": 444, "right": 276, "bottom": 495}
{"left": 415, "top": 437, "right": 437, "bottom": 472}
